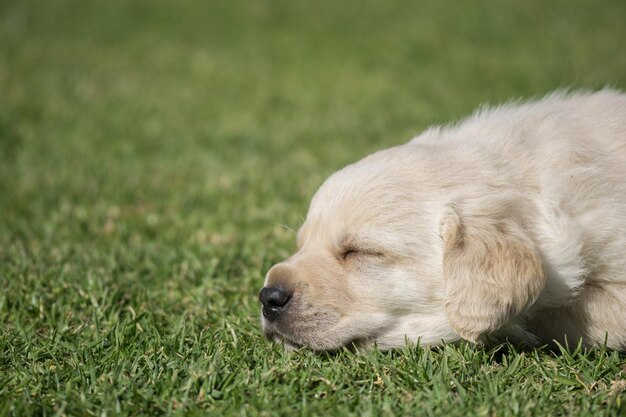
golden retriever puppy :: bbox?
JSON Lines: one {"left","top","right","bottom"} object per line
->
{"left": 260, "top": 90, "right": 626, "bottom": 351}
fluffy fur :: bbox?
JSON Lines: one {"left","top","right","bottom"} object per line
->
{"left": 261, "top": 89, "right": 626, "bottom": 351}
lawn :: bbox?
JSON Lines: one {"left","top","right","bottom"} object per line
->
{"left": 1, "top": 0, "right": 625, "bottom": 415}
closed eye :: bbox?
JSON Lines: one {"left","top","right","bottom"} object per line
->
{"left": 340, "top": 247, "right": 383, "bottom": 262}
{"left": 338, "top": 234, "right": 385, "bottom": 263}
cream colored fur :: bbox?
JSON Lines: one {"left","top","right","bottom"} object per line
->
{"left": 262, "top": 89, "right": 626, "bottom": 351}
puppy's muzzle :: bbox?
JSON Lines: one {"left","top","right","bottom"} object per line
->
{"left": 259, "top": 286, "right": 292, "bottom": 321}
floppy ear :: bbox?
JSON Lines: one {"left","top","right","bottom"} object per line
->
{"left": 440, "top": 204, "right": 546, "bottom": 342}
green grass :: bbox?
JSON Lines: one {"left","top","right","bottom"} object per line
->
{"left": 1, "top": 0, "right": 625, "bottom": 415}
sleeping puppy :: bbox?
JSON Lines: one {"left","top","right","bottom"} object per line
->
{"left": 260, "top": 90, "right": 626, "bottom": 351}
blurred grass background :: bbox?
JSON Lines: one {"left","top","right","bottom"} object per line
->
{"left": 1, "top": 0, "right": 625, "bottom": 415}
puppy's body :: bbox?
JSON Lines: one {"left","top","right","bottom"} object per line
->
{"left": 261, "top": 90, "right": 626, "bottom": 351}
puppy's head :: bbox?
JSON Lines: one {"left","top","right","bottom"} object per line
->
{"left": 260, "top": 146, "right": 546, "bottom": 351}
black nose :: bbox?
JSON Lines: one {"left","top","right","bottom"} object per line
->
{"left": 259, "top": 286, "right": 292, "bottom": 320}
